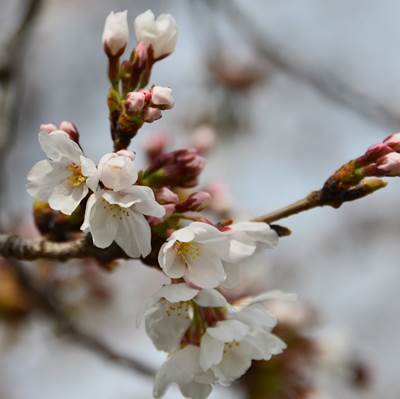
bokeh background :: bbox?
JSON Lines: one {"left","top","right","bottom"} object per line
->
{"left": 0, "top": 0, "right": 399, "bottom": 398}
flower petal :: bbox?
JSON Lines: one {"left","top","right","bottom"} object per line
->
{"left": 89, "top": 197, "right": 118, "bottom": 248}
{"left": 179, "top": 382, "right": 212, "bottom": 399}
{"left": 128, "top": 186, "right": 165, "bottom": 217}
{"left": 80, "top": 156, "right": 99, "bottom": 192}
{"left": 206, "top": 319, "right": 249, "bottom": 343}
{"left": 115, "top": 210, "right": 151, "bottom": 257}
{"left": 39, "top": 131, "right": 82, "bottom": 163}
{"left": 156, "top": 283, "right": 199, "bottom": 303}
{"left": 200, "top": 333, "right": 224, "bottom": 371}
{"left": 48, "top": 181, "right": 87, "bottom": 215}
{"left": 26, "top": 160, "right": 67, "bottom": 200}
{"left": 194, "top": 289, "right": 228, "bottom": 308}
{"left": 158, "top": 241, "right": 186, "bottom": 278}
{"left": 185, "top": 250, "right": 226, "bottom": 289}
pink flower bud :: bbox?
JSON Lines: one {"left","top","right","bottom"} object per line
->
{"left": 176, "top": 191, "right": 211, "bottom": 212}
{"left": 383, "top": 132, "right": 400, "bottom": 152}
{"left": 40, "top": 122, "right": 79, "bottom": 143}
{"left": 155, "top": 187, "right": 179, "bottom": 204}
{"left": 143, "top": 131, "right": 169, "bottom": 160}
{"left": 144, "top": 107, "right": 162, "bottom": 123}
{"left": 377, "top": 152, "right": 400, "bottom": 176}
{"left": 39, "top": 123, "right": 58, "bottom": 133}
{"left": 125, "top": 91, "right": 146, "bottom": 114}
{"left": 135, "top": 41, "right": 149, "bottom": 67}
{"left": 59, "top": 121, "right": 80, "bottom": 142}
{"left": 145, "top": 148, "right": 205, "bottom": 188}
{"left": 102, "top": 11, "right": 129, "bottom": 57}
{"left": 191, "top": 124, "right": 216, "bottom": 154}
{"left": 151, "top": 86, "right": 174, "bottom": 109}
{"left": 356, "top": 143, "right": 393, "bottom": 166}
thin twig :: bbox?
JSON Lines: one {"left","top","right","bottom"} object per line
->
{"left": 11, "top": 260, "right": 154, "bottom": 376}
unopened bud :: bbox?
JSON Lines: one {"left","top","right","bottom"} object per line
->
{"left": 144, "top": 107, "right": 162, "bottom": 123}
{"left": 39, "top": 121, "right": 79, "bottom": 143}
{"left": 155, "top": 187, "right": 179, "bottom": 204}
{"left": 102, "top": 10, "right": 129, "bottom": 57}
{"left": 59, "top": 121, "right": 80, "bottom": 142}
{"left": 39, "top": 123, "right": 57, "bottom": 133}
{"left": 356, "top": 143, "right": 393, "bottom": 167}
{"left": 383, "top": 132, "right": 400, "bottom": 152}
{"left": 125, "top": 91, "right": 146, "bottom": 114}
{"left": 176, "top": 191, "right": 211, "bottom": 212}
{"left": 377, "top": 152, "right": 400, "bottom": 176}
{"left": 143, "top": 148, "right": 205, "bottom": 188}
{"left": 151, "top": 86, "right": 174, "bottom": 109}
{"left": 134, "top": 10, "right": 177, "bottom": 60}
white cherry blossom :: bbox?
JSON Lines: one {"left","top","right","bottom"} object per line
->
{"left": 27, "top": 131, "right": 97, "bottom": 215}
{"left": 102, "top": 10, "right": 129, "bottom": 56}
{"left": 144, "top": 283, "right": 227, "bottom": 353}
{"left": 81, "top": 186, "right": 164, "bottom": 257}
{"left": 225, "top": 222, "right": 279, "bottom": 262}
{"left": 134, "top": 10, "right": 177, "bottom": 59}
{"left": 158, "top": 222, "right": 231, "bottom": 288}
{"left": 199, "top": 291, "right": 294, "bottom": 384}
{"left": 154, "top": 345, "right": 215, "bottom": 399}
{"left": 97, "top": 150, "right": 138, "bottom": 191}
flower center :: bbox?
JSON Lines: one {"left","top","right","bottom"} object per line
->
{"left": 67, "top": 164, "right": 86, "bottom": 187}
{"left": 101, "top": 199, "right": 130, "bottom": 220}
{"left": 175, "top": 241, "right": 201, "bottom": 264}
{"left": 223, "top": 340, "right": 240, "bottom": 354}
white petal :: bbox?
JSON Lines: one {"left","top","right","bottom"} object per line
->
{"left": 39, "top": 131, "right": 82, "bottom": 163}
{"left": 156, "top": 283, "right": 199, "bottom": 303}
{"left": 26, "top": 160, "right": 66, "bottom": 200}
{"left": 179, "top": 382, "right": 212, "bottom": 399}
{"left": 102, "top": 190, "right": 139, "bottom": 208}
{"left": 145, "top": 301, "right": 191, "bottom": 352}
{"left": 243, "top": 330, "right": 286, "bottom": 360}
{"left": 233, "top": 304, "right": 277, "bottom": 330}
{"left": 158, "top": 241, "right": 186, "bottom": 278}
{"left": 115, "top": 210, "right": 151, "bottom": 257}
{"left": 80, "top": 156, "right": 99, "bottom": 192}
{"left": 185, "top": 251, "right": 226, "bottom": 289}
{"left": 221, "top": 263, "right": 241, "bottom": 289}
{"left": 212, "top": 348, "right": 251, "bottom": 384}
{"left": 128, "top": 186, "right": 165, "bottom": 217}
{"left": 89, "top": 197, "right": 118, "bottom": 248}
{"left": 200, "top": 333, "right": 224, "bottom": 371}
{"left": 206, "top": 319, "right": 249, "bottom": 343}
{"left": 194, "top": 289, "right": 227, "bottom": 308}
{"left": 245, "top": 290, "right": 297, "bottom": 306}
{"left": 153, "top": 345, "right": 201, "bottom": 397}
{"left": 48, "top": 181, "right": 87, "bottom": 215}
{"left": 81, "top": 193, "right": 96, "bottom": 232}
{"left": 228, "top": 239, "right": 256, "bottom": 262}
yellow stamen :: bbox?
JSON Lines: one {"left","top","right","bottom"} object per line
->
{"left": 67, "top": 164, "right": 86, "bottom": 187}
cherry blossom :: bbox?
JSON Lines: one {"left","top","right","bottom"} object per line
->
{"left": 81, "top": 187, "right": 164, "bottom": 257}
{"left": 134, "top": 10, "right": 178, "bottom": 59}
{"left": 27, "top": 131, "right": 97, "bottom": 215}
{"left": 102, "top": 10, "right": 129, "bottom": 57}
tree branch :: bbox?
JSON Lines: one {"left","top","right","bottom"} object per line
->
{"left": 11, "top": 260, "right": 154, "bottom": 377}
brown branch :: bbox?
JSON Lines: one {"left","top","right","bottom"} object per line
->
{"left": 253, "top": 178, "right": 387, "bottom": 224}
{"left": 11, "top": 260, "right": 154, "bottom": 377}
{"left": 0, "top": 234, "right": 131, "bottom": 263}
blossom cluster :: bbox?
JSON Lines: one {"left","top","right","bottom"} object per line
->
{"left": 25, "top": 9, "right": 291, "bottom": 399}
